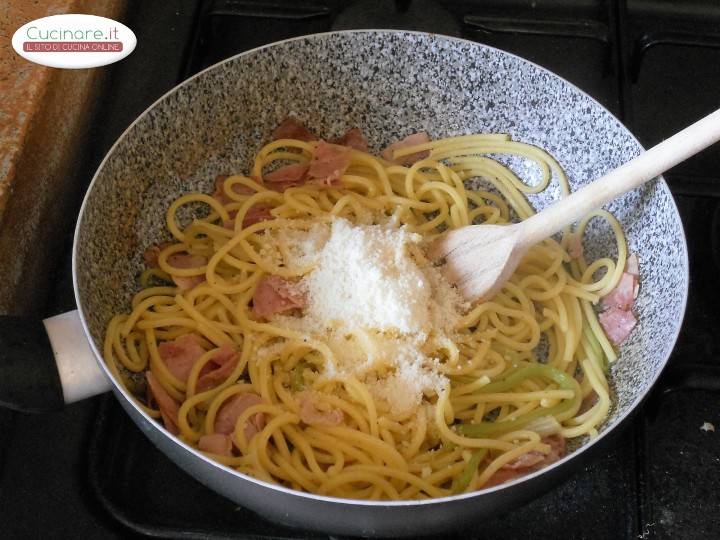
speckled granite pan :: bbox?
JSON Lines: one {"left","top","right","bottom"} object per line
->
{"left": 72, "top": 31, "right": 688, "bottom": 537}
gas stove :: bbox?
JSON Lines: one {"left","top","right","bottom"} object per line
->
{"left": 2, "top": 1, "right": 719, "bottom": 538}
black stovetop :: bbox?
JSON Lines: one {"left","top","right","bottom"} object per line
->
{"left": 2, "top": 1, "right": 719, "bottom": 538}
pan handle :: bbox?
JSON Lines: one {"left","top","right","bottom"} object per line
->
{"left": 0, "top": 310, "right": 111, "bottom": 413}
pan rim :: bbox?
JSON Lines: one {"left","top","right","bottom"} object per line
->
{"left": 72, "top": 28, "right": 690, "bottom": 507}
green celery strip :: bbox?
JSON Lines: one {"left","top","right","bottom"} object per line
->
{"left": 442, "top": 440, "right": 458, "bottom": 451}
{"left": 290, "top": 361, "right": 311, "bottom": 391}
{"left": 582, "top": 322, "right": 603, "bottom": 362}
{"left": 451, "top": 449, "right": 488, "bottom": 494}
{"left": 456, "top": 363, "right": 577, "bottom": 438}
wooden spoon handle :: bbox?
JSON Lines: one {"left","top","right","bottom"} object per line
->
{"left": 518, "top": 107, "right": 720, "bottom": 248}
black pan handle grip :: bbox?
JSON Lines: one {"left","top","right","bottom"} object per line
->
{"left": 0, "top": 310, "right": 111, "bottom": 413}
{"left": 0, "top": 316, "right": 64, "bottom": 412}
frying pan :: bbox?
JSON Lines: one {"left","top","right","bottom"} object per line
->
{"left": 0, "top": 31, "right": 688, "bottom": 537}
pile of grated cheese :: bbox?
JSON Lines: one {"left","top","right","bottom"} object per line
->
{"left": 271, "top": 218, "right": 467, "bottom": 415}
{"left": 305, "top": 219, "right": 432, "bottom": 334}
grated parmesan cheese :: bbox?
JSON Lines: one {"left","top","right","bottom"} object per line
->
{"left": 305, "top": 218, "right": 431, "bottom": 334}
{"left": 258, "top": 221, "right": 331, "bottom": 271}
{"left": 278, "top": 222, "right": 331, "bottom": 269}
{"left": 270, "top": 218, "right": 468, "bottom": 415}
{"left": 365, "top": 341, "right": 447, "bottom": 415}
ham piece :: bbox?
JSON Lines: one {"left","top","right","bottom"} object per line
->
{"left": 264, "top": 162, "right": 310, "bottom": 191}
{"left": 146, "top": 371, "right": 180, "bottom": 435}
{"left": 480, "top": 467, "right": 522, "bottom": 488}
{"left": 298, "top": 392, "right": 344, "bottom": 426}
{"left": 198, "top": 433, "right": 233, "bottom": 456}
{"left": 272, "top": 117, "right": 317, "bottom": 142}
{"left": 166, "top": 252, "right": 207, "bottom": 290}
{"left": 144, "top": 247, "right": 206, "bottom": 291}
{"left": 625, "top": 252, "right": 640, "bottom": 276}
{"left": 567, "top": 234, "right": 583, "bottom": 259}
{"left": 243, "top": 204, "right": 274, "bottom": 227}
{"left": 143, "top": 241, "right": 172, "bottom": 268}
{"left": 158, "top": 333, "right": 206, "bottom": 382}
{"left": 578, "top": 391, "right": 599, "bottom": 415}
{"left": 196, "top": 345, "right": 239, "bottom": 392}
{"left": 263, "top": 141, "right": 351, "bottom": 189}
{"left": 599, "top": 307, "right": 637, "bottom": 346}
{"left": 485, "top": 435, "right": 566, "bottom": 488}
{"left": 307, "top": 141, "right": 351, "bottom": 186}
{"left": 599, "top": 252, "right": 640, "bottom": 345}
{"left": 601, "top": 272, "right": 637, "bottom": 311}
{"left": 331, "top": 127, "right": 368, "bottom": 152}
{"left": 501, "top": 434, "right": 565, "bottom": 471}
{"left": 252, "top": 275, "right": 307, "bottom": 318}
{"left": 223, "top": 205, "right": 274, "bottom": 230}
{"left": 213, "top": 174, "right": 231, "bottom": 204}
{"left": 214, "top": 393, "right": 266, "bottom": 441}
{"left": 380, "top": 132, "right": 430, "bottom": 166}
{"left": 606, "top": 252, "right": 641, "bottom": 305}
{"left": 212, "top": 174, "right": 254, "bottom": 204}
{"left": 501, "top": 450, "right": 546, "bottom": 470}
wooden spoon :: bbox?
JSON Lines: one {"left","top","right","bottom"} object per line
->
{"left": 429, "top": 108, "right": 720, "bottom": 302}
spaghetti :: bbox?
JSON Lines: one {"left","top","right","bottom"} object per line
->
{"left": 104, "top": 126, "right": 632, "bottom": 500}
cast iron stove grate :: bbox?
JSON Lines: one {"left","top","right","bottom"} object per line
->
{"left": 84, "top": 1, "right": 720, "bottom": 538}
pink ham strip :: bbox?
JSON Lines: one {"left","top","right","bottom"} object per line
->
{"left": 331, "top": 127, "right": 368, "bottom": 152}
{"left": 223, "top": 205, "right": 274, "bottom": 230}
{"left": 486, "top": 435, "right": 566, "bottom": 487}
{"left": 578, "top": 391, "right": 599, "bottom": 415}
{"left": 214, "top": 393, "right": 266, "bottom": 441}
{"left": 146, "top": 372, "right": 180, "bottom": 435}
{"left": 264, "top": 162, "right": 310, "bottom": 192}
{"left": 567, "top": 234, "right": 583, "bottom": 259}
{"left": 482, "top": 467, "right": 524, "bottom": 488}
{"left": 599, "top": 307, "right": 637, "bottom": 346}
{"left": 601, "top": 272, "right": 637, "bottom": 311}
{"left": 212, "top": 174, "right": 254, "bottom": 204}
{"left": 380, "top": 132, "right": 430, "bottom": 166}
{"left": 212, "top": 174, "right": 230, "bottom": 203}
{"left": 501, "top": 434, "right": 565, "bottom": 470}
{"left": 166, "top": 252, "right": 207, "bottom": 290}
{"left": 158, "top": 333, "right": 206, "bottom": 383}
{"left": 143, "top": 241, "right": 173, "bottom": 268}
{"left": 624, "top": 252, "right": 640, "bottom": 298}
{"left": 222, "top": 210, "right": 238, "bottom": 230}
{"left": 272, "top": 117, "right": 317, "bottom": 142}
{"left": 196, "top": 345, "right": 239, "bottom": 392}
{"left": 307, "top": 141, "right": 350, "bottom": 186}
{"left": 298, "top": 392, "right": 344, "bottom": 426}
{"left": 252, "top": 275, "right": 307, "bottom": 318}
{"left": 626, "top": 252, "right": 640, "bottom": 276}
{"left": 501, "top": 450, "right": 546, "bottom": 470}
{"left": 598, "top": 252, "right": 640, "bottom": 345}
{"left": 243, "top": 205, "right": 274, "bottom": 227}
{"left": 198, "top": 433, "right": 233, "bottom": 456}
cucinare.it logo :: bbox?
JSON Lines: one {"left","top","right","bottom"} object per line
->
{"left": 12, "top": 14, "right": 136, "bottom": 69}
